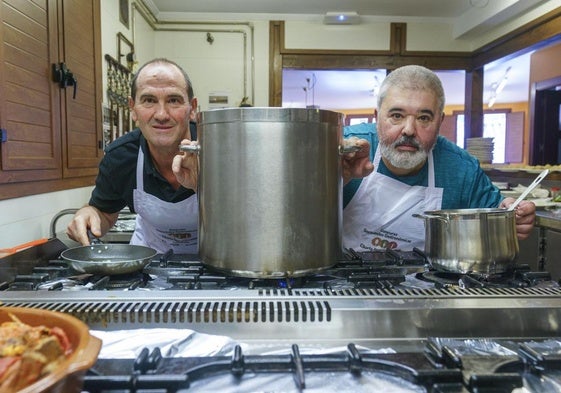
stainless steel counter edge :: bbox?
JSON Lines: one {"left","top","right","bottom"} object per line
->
{"left": 536, "top": 210, "right": 561, "bottom": 231}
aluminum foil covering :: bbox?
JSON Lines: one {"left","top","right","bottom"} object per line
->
{"left": 91, "top": 329, "right": 244, "bottom": 358}
{"left": 521, "top": 340, "right": 561, "bottom": 393}
{"left": 430, "top": 338, "right": 561, "bottom": 393}
{"left": 430, "top": 337, "right": 518, "bottom": 356}
{"left": 91, "top": 329, "right": 396, "bottom": 358}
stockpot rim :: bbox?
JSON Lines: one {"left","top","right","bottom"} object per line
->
{"left": 196, "top": 107, "right": 344, "bottom": 125}
{"left": 421, "top": 208, "right": 513, "bottom": 218}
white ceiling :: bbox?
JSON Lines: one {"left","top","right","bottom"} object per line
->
{"left": 149, "top": 0, "right": 472, "bottom": 18}
{"left": 146, "top": 0, "right": 550, "bottom": 109}
{"left": 147, "top": 0, "right": 540, "bottom": 22}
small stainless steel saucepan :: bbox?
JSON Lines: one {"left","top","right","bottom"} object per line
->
{"left": 60, "top": 232, "right": 157, "bottom": 275}
{"left": 413, "top": 208, "right": 519, "bottom": 274}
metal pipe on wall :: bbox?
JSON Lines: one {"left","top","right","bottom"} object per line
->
{"left": 131, "top": 1, "right": 255, "bottom": 107}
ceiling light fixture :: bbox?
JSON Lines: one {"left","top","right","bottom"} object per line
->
{"left": 323, "top": 12, "right": 360, "bottom": 25}
{"left": 303, "top": 73, "right": 318, "bottom": 109}
{"left": 369, "top": 75, "right": 381, "bottom": 97}
{"left": 488, "top": 66, "right": 511, "bottom": 108}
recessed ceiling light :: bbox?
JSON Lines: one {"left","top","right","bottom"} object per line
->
{"left": 323, "top": 12, "right": 360, "bottom": 25}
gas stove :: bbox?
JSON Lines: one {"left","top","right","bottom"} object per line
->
{"left": 0, "top": 241, "right": 553, "bottom": 292}
{"left": 2, "top": 238, "right": 561, "bottom": 392}
{"left": 2, "top": 247, "right": 426, "bottom": 292}
{"left": 1, "top": 238, "right": 560, "bottom": 341}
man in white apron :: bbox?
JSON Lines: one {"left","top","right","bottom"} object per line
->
{"left": 130, "top": 147, "right": 198, "bottom": 254}
{"left": 343, "top": 144, "right": 443, "bottom": 251}
{"left": 67, "top": 58, "right": 200, "bottom": 254}
{"left": 342, "top": 65, "right": 536, "bottom": 252}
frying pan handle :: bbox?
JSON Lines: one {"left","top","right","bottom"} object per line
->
{"left": 87, "top": 230, "right": 103, "bottom": 245}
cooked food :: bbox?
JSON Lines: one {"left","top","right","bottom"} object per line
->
{"left": 0, "top": 313, "right": 72, "bottom": 393}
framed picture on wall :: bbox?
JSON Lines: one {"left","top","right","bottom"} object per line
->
{"left": 119, "top": 0, "right": 129, "bottom": 29}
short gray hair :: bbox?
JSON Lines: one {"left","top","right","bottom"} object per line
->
{"left": 377, "top": 65, "right": 445, "bottom": 113}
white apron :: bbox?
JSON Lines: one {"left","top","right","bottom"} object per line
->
{"left": 129, "top": 148, "right": 199, "bottom": 254}
{"left": 343, "top": 144, "right": 443, "bottom": 251}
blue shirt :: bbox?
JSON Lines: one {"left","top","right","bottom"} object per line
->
{"left": 343, "top": 122, "right": 503, "bottom": 209}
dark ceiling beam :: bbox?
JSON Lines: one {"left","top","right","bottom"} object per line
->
{"left": 471, "top": 7, "right": 561, "bottom": 69}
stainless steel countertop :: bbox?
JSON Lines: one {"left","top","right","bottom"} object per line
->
{"left": 536, "top": 209, "right": 561, "bottom": 231}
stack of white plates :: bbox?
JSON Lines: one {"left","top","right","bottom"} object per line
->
{"left": 466, "top": 137, "right": 494, "bottom": 164}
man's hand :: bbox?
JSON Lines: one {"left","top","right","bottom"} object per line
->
{"left": 341, "top": 137, "right": 374, "bottom": 184}
{"left": 66, "top": 206, "right": 118, "bottom": 245}
{"left": 499, "top": 197, "right": 536, "bottom": 240}
{"left": 173, "top": 139, "right": 199, "bottom": 191}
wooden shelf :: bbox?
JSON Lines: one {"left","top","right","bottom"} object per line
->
{"left": 483, "top": 167, "right": 561, "bottom": 181}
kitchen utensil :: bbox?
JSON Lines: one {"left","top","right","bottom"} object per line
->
{"left": 413, "top": 208, "right": 518, "bottom": 274}
{"left": 0, "top": 238, "right": 49, "bottom": 257}
{"left": 60, "top": 242, "right": 157, "bottom": 275}
{"left": 507, "top": 169, "right": 549, "bottom": 211}
{"left": 180, "top": 107, "right": 346, "bottom": 278}
{"left": 0, "top": 306, "right": 101, "bottom": 393}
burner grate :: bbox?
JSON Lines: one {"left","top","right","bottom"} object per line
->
{"left": 82, "top": 338, "right": 561, "bottom": 393}
{"left": 415, "top": 264, "right": 553, "bottom": 290}
{"left": 82, "top": 344, "right": 462, "bottom": 393}
{"left": 2, "top": 247, "right": 557, "bottom": 293}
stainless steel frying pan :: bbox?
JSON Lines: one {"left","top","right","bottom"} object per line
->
{"left": 60, "top": 243, "right": 157, "bottom": 275}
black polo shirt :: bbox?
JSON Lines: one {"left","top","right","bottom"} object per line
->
{"left": 89, "top": 128, "right": 195, "bottom": 214}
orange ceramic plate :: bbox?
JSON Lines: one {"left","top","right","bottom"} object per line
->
{"left": 0, "top": 306, "right": 101, "bottom": 393}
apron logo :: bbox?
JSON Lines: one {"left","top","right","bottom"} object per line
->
{"left": 169, "top": 231, "right": 196, "bottom": 241}
{"left": 370, "top": 237, "right": 398, "bottom": 249}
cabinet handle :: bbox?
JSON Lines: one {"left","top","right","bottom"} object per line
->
{"left": 52, "top": 62, "right": 78, "bottom": 99}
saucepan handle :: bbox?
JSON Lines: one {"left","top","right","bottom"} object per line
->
{"left": 338, "top": 144, "right": 361, "bottom": 155}
{"left": 179, "top": 144, "right": 201, "bottom": 154}
{"left": 412, "top": 213, "right": 449, "bottom": 224}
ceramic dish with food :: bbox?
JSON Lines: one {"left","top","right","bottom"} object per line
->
{"left": 0, "top": 306, "right": 101, "bottom": 393}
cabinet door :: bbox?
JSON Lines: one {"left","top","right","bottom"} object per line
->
{"left": 61, "top": 0, "right": 103, "bottom": 178}
{"left": 544, "top": 229, "right": 561, "bottom": 281}
{"left": 0, "top": 0, "right": 62, "bottom": 182}
{"left": 0, "top": 0, "right": 101, "bottom": 199}
{"left": 517, "top": 226, "right": 540, "bottom": 271}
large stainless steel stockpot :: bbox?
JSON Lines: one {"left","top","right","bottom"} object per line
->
{"left": 413, "top": 208, "right": 519, "bottom": 274}
{"left": 191, "top": 107, "right": 346, "bottom": 278}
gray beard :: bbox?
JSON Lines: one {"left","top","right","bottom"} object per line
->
{"left": 379, "top": 138, "right": 428, "bottom": 170}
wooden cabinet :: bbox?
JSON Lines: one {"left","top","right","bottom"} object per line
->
{"left": 517, "top": 227, "right": 540, "bottom": 271}
{"left": 0, "top": 0, "right": 102, "bottom": 200}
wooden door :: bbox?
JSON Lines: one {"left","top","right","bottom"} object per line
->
{"left": 0, "top": 0, "right": 101, "bottom": 200}
{"left": 0, "top": 0, "right": 62, "bottom": 183}
{"left": 61, "top": 0, "right": 102, "bottom": 178}
{"left": 532, "top": 89, "right": 561, "bottom": 165}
